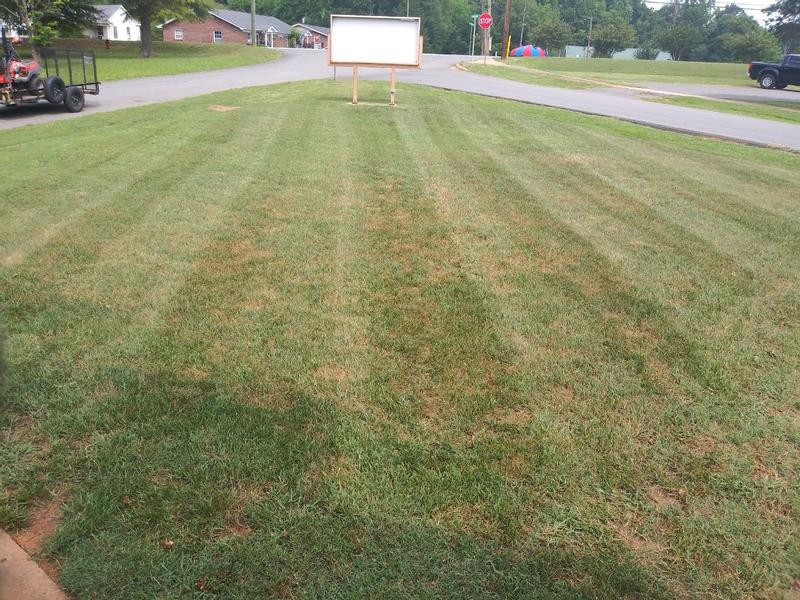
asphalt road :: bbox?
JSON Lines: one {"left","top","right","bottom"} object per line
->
{"left": 3, "top": 49, "right": 800, "bottom": 151}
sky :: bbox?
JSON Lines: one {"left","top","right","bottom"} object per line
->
{"left": 645, "top": 0, "right": 775, "bottom": 24}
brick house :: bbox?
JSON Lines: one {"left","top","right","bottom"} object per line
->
{"left": 292, "top": 23, "right": 329, "bottom": 49}
{"left": 162, "top": 9, "right": 291, "bottom": 47}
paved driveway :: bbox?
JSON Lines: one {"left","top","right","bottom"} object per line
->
{"left": 3, "top": 49, "right": 800, "bottom": 151}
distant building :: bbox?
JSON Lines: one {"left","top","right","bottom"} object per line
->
{"left": 85, "top": 5, "right": 141, "bottom": 41}
{"left": 292, "top": 23, "right": 329, "bottom": 49}
{"left": 0, "top": 20, "right": 23, "bottom": 40}
{"left": 564, "top": 45, "right": 671, "bottom": 60}
{"left": 162, "top": 10, "right": 291, "bottom": 47}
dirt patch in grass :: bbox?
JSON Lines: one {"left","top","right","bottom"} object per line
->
{"left": 612, "top": 523, "right": 663, "bottom": 558}
{"left": 486, "top": 406, "right": 533, "bottom": 429}
{"left": 686, "top": 434, "right": 717, "bottom": 456}
{"left": 241, "top": 390, "right": 293, "bottom": 411}
{"left": 5, "top": 416, "right": 34, "bottom": 443}
{"left": 13, "top": 500, "right": 62, "bottom": 555}
{"left": 210, "top": 105, "right": 239, "bottom": 113}
{"left": 180, "top": 366, "right": 209, "bottom": 382}
{"left": 11, "top": 498, "right": 65, "bottom": 580}
{"left": 752, "top": 460, "right": 780, "bottom": 482}
{"left": 646, "top": 486, "right": 683, "bottom": 510}
{"left": 314, "top": 364, "right": 352, "bottom": 383}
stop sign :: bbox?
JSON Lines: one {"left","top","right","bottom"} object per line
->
{"left": 478, "top": 12, "right": 493, "bottom": 30}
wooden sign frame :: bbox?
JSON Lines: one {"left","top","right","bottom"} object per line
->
{"left": 328, "top": 15, "right": 423, "bottom": 106}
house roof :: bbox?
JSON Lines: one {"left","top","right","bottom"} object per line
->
{"left": 93, "top": 4, "right": 136, "bottom": 24}
{"left": 292, "top": 23, "right": 330, "bottom": 36}
{"left": 210, "top": 9, "right": 291, "bottom": 34}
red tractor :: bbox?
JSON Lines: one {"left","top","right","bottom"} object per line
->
{"left": 1, "top": 27, "right": 99, "bottom": 113}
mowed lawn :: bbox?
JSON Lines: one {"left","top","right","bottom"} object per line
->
{"left": 647, "top": 95, "right": 800, "bottom": 126}
{"left": 1, "top": 81, "right": 799, "bottom": 598}
{"left": 465, "top": 56, "right": 752, "bottom": 88}
{"left": 22, "top": 39, "right": 278, "bottom": 81}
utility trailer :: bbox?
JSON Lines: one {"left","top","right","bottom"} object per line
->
{"left": 1, "top": 29, "right": 100, "bottom": 113}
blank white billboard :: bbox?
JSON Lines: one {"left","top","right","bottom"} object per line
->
{"left": 329, "top": 15, "right": 422, "bottom": 67}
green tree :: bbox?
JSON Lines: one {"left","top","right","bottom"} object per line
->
{"left": 527, "top": 9, "right": 572, "bottom": 54}
{"left": 127, "top": 0, "right": 210, "bottom": 57}
{"left": 288, "top": 25, "right": 300, "bottom": 47}
{"left": 654, "top": 23, "right": 705, "bottom": 59}
{"left": 766, "top": 0, "right": 800, "bottom": 52}
{"left": 718, "top": 29, "right": 782, "bottom": 61}
{"left": 592, "top": 11, "right": 636, "bottom": 56}
{"left": 1, "top": 0, "right": 95, "bottom": 54}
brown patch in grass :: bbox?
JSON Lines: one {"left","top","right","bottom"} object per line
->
{"left": 752, "top": 460, "right": 780, "bottom": 482}
{"left": 503, "top": 452, "right": 530, "bottom": 480}
{"left": 181, "top": 366, "right": 209, "bottom": 382}
{"left": 314, "top": 364, "right": 352, "bottom": 383}
{"left": 5, "top": 416, "right": 34, "bottom": 443}
{"left": 217, "top": 520, "right": 252, "bottom": 540}
{"left": 304, "top": 453, "right": 354, "bottom": 487}
{"left": 430, "top": 503, "right": 490, "bottom": 533}
{"left": 647, "top": 486, "right": 682, "bottom": 510}
{"left": 210, "top": 104, "right": 239, "bottom": 113}
{"left": 242, "top": 392, "right": 293, "bottom": 411}
{"left": 486, "top": 406, "right": 533, "bottom": 429}
{"left": 612, "top": 523, "right": 663, "bottom": 557}
{"left": 13, "top": 499, "right": 62, "bottom": 555}
{"left": 686, "top": 434, "right": 717, "bottom": 456}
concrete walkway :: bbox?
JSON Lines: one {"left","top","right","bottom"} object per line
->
{"left": 2, "top": 49, "right": 800, "bottom": 151}
{"left": 0, "top": 529, "right": 66, "bottom": 600}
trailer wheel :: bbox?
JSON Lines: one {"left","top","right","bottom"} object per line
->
{"left": 63, "top": 87, "right": 85, "bottom": 113}
{"left": 43, "top": 76, "right": 67, "bottom": 104}
{"left": 27, "top": 75, "right": 43, "bottom": 92}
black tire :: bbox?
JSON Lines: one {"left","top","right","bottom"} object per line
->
{"left": 758, "top": 72, "right": 777, "bottom": 89}
{"left": 26, "top": 74, "right": 43, "bottom": 92}
{"left": 43, "top": 76, "right": 66, "bottom": 104}
{"left": 63, "top": 86, "right": 85, "bottom": 113}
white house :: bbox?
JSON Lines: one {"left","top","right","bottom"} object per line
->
{"left": 85, "top": 5, "right": 141, "bottom": 41}
{"left": 0, "top": 20, "right": 22, "bottom": 40}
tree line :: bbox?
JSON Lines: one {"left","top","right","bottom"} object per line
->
{"left": 1, "top": 0, "right": 798, "bottom": 61}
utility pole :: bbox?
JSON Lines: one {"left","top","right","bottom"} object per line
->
{"left": 585, "top": 15, "right": 593, "bottom": 58}
{"left": 672, "top": 0, "right": 680, "bottom": 25}
{"left": 501, "top": 0, "right": 512, "bottom": 59}
{"left": 470, "top": 15, "right": 477, "bottom": 56}
{"left": 518, "top": 0, "right": 528, "bottom": 46}
{"left": 250, "top": 0, "right": 256, "bottom": 46}
{"left": 488, "top": 0, "right": 492, "bottom": 56}
{"left": 406, "top": 0, "right": 410, "bottom": 17}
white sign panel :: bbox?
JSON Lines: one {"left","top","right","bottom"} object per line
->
{"left": 329, "top": 15, "right": 421, "bottom": 67}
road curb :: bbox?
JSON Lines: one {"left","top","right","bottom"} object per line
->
{"left": 0, "top": 528, "right": 67, "bottom": 600}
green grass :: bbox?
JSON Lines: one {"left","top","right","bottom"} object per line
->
{"left": 22, "top": 39, "right": 278, "bottom": 82}
{"left": 647, "top": 95, "right": 800, "bottom": 125}
{"left": 1, "top": 80, "right": 799, "bottom": 599}
{"left": 463, "top": 63, "right": 592, "bottom": 89}
{"left": 467, "top": 56, "right": 753, "bottom": 88}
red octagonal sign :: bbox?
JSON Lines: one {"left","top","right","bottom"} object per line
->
{"left": 478, "top": 12, "right": 493, "bottom": 29}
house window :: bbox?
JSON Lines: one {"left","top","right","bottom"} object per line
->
{"left": 213, "top": 30, "right": 223, "bottom": 43}
{"left": 174, "top": 29, "right": 184, "bottom": 41}
{"left": 113, "top": 26, "right": 118, "bottom": 39}
{"left": 96, "top": 26, "right": 104, "bottom": 39}
{"left": 126, "top": 27, "right": 131, "bottom": 40}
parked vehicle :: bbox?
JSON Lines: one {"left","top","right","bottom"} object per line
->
{"left": 1, "top": 28, "right": 100, "bottom": 113}
{"left": 748, "top": 54, "right": 800, "bottom": 90}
